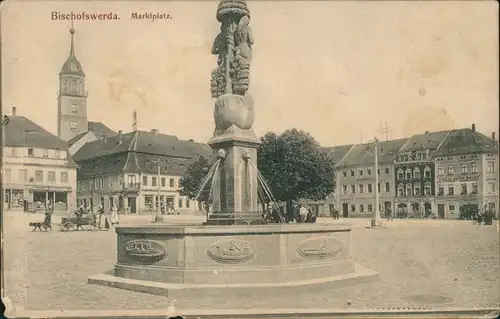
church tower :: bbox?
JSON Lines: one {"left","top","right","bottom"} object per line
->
{"left": 57, "top": 21, "right": 88, "bottom": 142}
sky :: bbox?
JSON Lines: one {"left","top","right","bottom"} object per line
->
{"left": 1, "top": 0, "right": 498, "bottom": 147}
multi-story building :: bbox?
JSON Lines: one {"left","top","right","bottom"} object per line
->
{"left": 303, "top": 144, "right": 354, "bottom": 216}
{"left": 3, "top": 107, "right": 77, "bottom": 213}
{"left": 393, "top": 130, "right": 450, "bottom": 218}
{"left": 337, "top": 138, "right": 408, "bottom": 218}
{"left": 433, "top": 125, "right": 498, "bottom": 219}
{"left": 73, "top": 129, "right": 212, "bottom": 214}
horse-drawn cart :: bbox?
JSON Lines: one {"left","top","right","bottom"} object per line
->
{"left": 60, "top": 215, "right": 109, "bottom": 231}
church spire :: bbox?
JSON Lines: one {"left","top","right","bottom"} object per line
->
{"left": 69, "top": 17, "right": 75, "bottom": 56}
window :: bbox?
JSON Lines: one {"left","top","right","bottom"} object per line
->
{"left": 359, "top": 184, "right": 364, "bottom": 193}
{"left": 437, "top": 165, "right": 444, "bottom": 176}
{"left": 398, "top": 169, "right": 404, "bottom": 180}
{"left": 367, "top": 169, "right": 372, "bottom": 175}
{"left": 385, "top": 182, "right": 390, "bottom": 192}
{"left": 18, "top": 169, "right": 27, "bottom": 182}
{"left": 461, "top": 164, "right": 467, "bottom": 174}
{"left": 70, "top": 121, "right": 79, "bottom": 131}
{"left": 449, "top": 205, "right": 455, "bottom": 212}
{"left": 406, "top": 184, "right": 412, "bottom": 196}
{"left": 94, "top": 177, "right": 100, "bottom": 189}
{"left": 378, "top": 183, "right": 381, "bottom": 193}
{"left": 414, "top": 168, "right": 420, "bottom": 179}
{"left": 461, "top": 184, "right": 467, "bottom": 195}
{"left": 63, "top": 79, "right": 68, "bottom": 90}
{"left": 406, "top": 169, "right": 412, "bottom": 179}
{"left": 398, "top": 188, "right": 404, "bottom": 196}
{"left": 152, "top": 177, "right": 157, "bottom": 187}
{"left": 169, "top": 178, "right": 175, "bottom": 187}
{"left": 447, "top": 165, "right": 454, "bottom": 175}
{"left": 342, "top": 185, "right": 347, "bottom": 194}
{"left": 343, "top": 172, "right": 347, "bottom": 177}
{"left": 142, "top": 176, "right": 148, "bottom": 186}
{"left": 359, "top": 170, "right": 363, "bottom": 176}
{"left": 55, "top": 150, "right": 60, "bottom": 158}
{"left": 487, "top": 182, "right": 495, "bottom": 193}
{"left": 71, "top": 104, "right": 78, "bottom": 113}
{"left": 11, "top": 148, "right": 17, "bottom": 157}
{"left": 360, "top": 204, "right": 364, "bottom": 213}
{"left": 350, "top": 204, "right": 355, "bottom": 212}
{"left": 350, "top": 170, "right": 355, "bottom": 177}
{"left": 28, "top": 148, "right": 34, "bottom": 156}
{"left": 414, "top": 187, "right": 421, "bottom": 196}
{"left": 425, "top": 186, "right": 431, "bottom": 195}
{"left": 89, "top": 179, "right": 94, "bottom": 190}
{"left": 48, "top": 171, "right": 55, "bottom": 184}
{"left": 448, "top": 185, "right": 454, "bottom": 195}
{"left": 417, "top": 153, "right": 422, "bottom": 160}
{"left": 438, "top": 187, "right": 444, "bottom": 196}
{"left": 42, "top": 149, "right": 48, "bottom": 158}
{"left": 377, "top": 168, "right": 381, "bottom": 175}
{"left": 5, "top": 169, "right": 11, "bottom": 181}
{"left": 350, "top": 185, "right": 356, "bottom": 194}
{"left": 487, "top": 162, "right": 495, "bottom": 173}
{"left": 35, "top": 170, "right": 43, "bottom": 182}
{"left": 424, "top": 168, "right": 431, "bottom": 178}
{"left": 385, "top": 167, "right": 390, "bottom": 174}
{"left": 60, "top": 172, "right": 68, "bottom": 183}
{"left": 186, "top": 200, "right": 190, "bottom": 208}
{"left": 367, "top": 184, "right": 373, "bottom": 193}
{"left": 127, "top": 175, "right": 136, "bottom": 185}
{"left": 472, "top": 183, "right": 478, "bottom": 194}
{"left": 179, "top": 198, "right": 183, "bottom": 208}
{"left": 161, "top": 177, "right": 166, "bottom": 187}
{"left": 471, "top": 162, "right": 478, "bottom": 173}
{"left": 368, "top": 204, "right": 373, "bottom": 212}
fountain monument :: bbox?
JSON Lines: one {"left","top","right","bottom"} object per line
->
{"left": 88, "top": 0, "right": 378, "bottom": 299}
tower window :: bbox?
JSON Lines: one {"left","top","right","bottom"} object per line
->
{"left": 71, "top": 79, "right": 77, "bottom": 94}
{"left": 71, "top": 104, "right": 78, "bottom": 113}
{"left": 70, "top": 121, "right": 79, "bottom": 131}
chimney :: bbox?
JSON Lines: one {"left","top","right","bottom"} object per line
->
{"left": 118, "top": 130, "right": 123, "bottom": 144}
{"left": 472, "top": 123, "right": 476, "bottom": 132}
{"left": 492, "top": 132, "right": 496, "bottom": 141}
{"left": 12, "top": 106, "right": 16, "bottom": 116}
{"left": 132, "top": 110, "right": 137, "bottom": 132}
{"left": 151, "top": 129, "right": 159, "bottom": 135}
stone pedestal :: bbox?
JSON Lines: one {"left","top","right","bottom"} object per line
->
{"left": 88, "top": 223, "right": 379, "bottom": 298}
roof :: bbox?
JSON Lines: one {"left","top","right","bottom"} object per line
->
{"left": 323, "top": 144, "right": 354, "bottom": 163}
{"left": 74, "top": 130, "right": 213, "bottom": 177}
{"left": 60, "top": 55, "right": 85, "bottom": 76}
{"left": 67, "top": 132, "right": 88, "bottom": 146}
{"left": 399, "top": 130, "right": 450, "bottom": 152}
{"left": 338, "top": 138, "right": 408, "bottom": 167}
{"left": 88, "top": 121, "right": 116, "bottom": 139}
{"left": 433, "top": 128, "right": 498, "bottom": 157}
{"left": 4, "top": 116, "right": 77, "bottom": 168}
{"left": 4, "top": 116, "right": 69, "bottom": 150}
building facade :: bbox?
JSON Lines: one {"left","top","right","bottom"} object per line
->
{"left": 336, "top": 139, "right": 408, "bottom": 218}
{"left": 433, "top": 126, "right": 498, "bottom": 219}
{"left": 3, "top": 108, "right": 77, "bottom": 213}
{"left": 393, "top": 131, "right": 449, "bottom": 218}
{"left": 73, "top": 129, "right": 212, "bottom": 214}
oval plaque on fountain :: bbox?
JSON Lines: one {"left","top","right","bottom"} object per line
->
{"left": 124, "top": 239, "right": 167, "bottom": 264}
{"left": 297, "top": 236, "right": 345, "bottom": 260}
{"left": 207, "top": 239, "right": 256, "bottom": 264}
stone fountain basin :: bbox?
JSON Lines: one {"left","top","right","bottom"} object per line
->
{"left": 88, "top": 223, "right": 379, "bottom": 297}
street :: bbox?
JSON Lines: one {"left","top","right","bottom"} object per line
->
{"left": 3, "top": 213, "right": 499, "bottom": 311}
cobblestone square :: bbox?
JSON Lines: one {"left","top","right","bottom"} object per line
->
{"left": 3, "top": 215, "right": 499, "bottom": 311}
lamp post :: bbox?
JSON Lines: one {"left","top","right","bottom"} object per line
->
{"left": 371, "top": 136, "right": 382, "bottom": 227}
{"left": 148, "top": 156, "right": 169, "bottom": 222}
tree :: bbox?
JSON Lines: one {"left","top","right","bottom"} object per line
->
{"left": 257, "top": 129, "right": 336, "bottom": 218}
{"left": 179, "top": 156, "right": 212, "bottom": 212}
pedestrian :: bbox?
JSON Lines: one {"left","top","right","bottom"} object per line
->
{"left": 386, "top": 208, "right": 393, "bottom": 221}
{"left": 299, "top": 205, "right": 307, "bottom": 223}
{"left": 111, "top": 204, "right": 119, "bottom": 225}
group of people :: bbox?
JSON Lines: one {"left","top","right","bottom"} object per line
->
{"left": 75, "top": 204, "right": 120, "bottom": 229}
{"left": 290, "top": 204, "right": 317, "bottom": 223}
{"left": 472, "top": 207, "right": 494, "bottom": 226}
